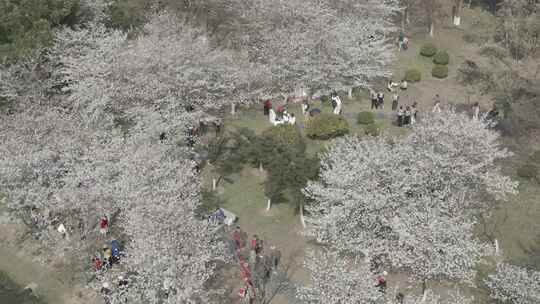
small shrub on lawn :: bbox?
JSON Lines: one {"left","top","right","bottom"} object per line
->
{"left": 432, "top": 65, "right": 449, "bottom": 79}
{"left": 404, "top": 69, "right": 422, "bottom": 82}
{"left": 262, "top": 124, "right": 304, "bottom": 148}
{"left": 530, "top": 150, "right": 540, "bottom": 164}
{"left": 364, "top": 124, "right": 380, "bottom": 136}
{"left": 305, "top": 113, "right": 349, "bottom": 140}
{"left": 357, "top": 111, "right": 375, "bottom": 125}
{"left": 320, "top": 95, "right": 330, "bottom": 103}
{"left": 517, "top": 164, "right": 538, "bottom": 180}
{"left": 433, "top": 50, "right": 450, "bottom": 65}
{"left": 420, "top": 43, "right": 437, "bottom": 57}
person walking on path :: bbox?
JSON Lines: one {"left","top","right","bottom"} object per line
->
{"left": 332, "top": 93, "right": 342, "bottom": 115}
{"left": 432, "top": 94, "right": 442, "bottom": 113}
{"left": 232, "top": 226, "right": 243, "bottom": 251}
{"left": 400, "top": 80, "right": 407, "bottom": 90}
{"left": 392, "top": 92, "right": 399, "bottom": 111}
{"left": 377, "top": 91, "right": 384, "bottom": 109}
{"left": 100, "top": 215, "right": 109, "bottom": 236}
{"left": 397, "top": 106, "right": 404, "bottom": 127}
{"left": 371, "top": 91, "right": 378, "bottom": 110}
{"left": 472, "top": 102, "right": 480, "bottom": 120}
{"left": 301, "top": 99, "right": 310, "bottom": 116}
{"left": 404, "top": 106, "right": 412, "bottom": 125}
{"left": 263, "top": 99, "right": 272, "bottom": 116}
{"left": 251, "top": 235, "right": 259, "bottom": 251}
{"left": 375, "top": 271, "right": 388, "bottom": 293}
{"left": 270, "top": 245, "right": 281, "bottom": 273}
{"left": 411, "top": 102, "right": 418, "bottom": 125}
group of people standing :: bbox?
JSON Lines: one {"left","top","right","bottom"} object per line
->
{"left": 264, "top": 99, "right": 296, "bottom": 126}
{"left": 232, "top": 226, "right": 282, "bottom": 304}
{"left": 371, "top": 80, "right": 417, "bottom": 127}
{"left": 396, "top": 103, "right": 418, "bottom": 127}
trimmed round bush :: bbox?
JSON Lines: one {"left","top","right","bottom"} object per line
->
{"left": 517, "top": 164, "right": 538, "bottom": 180}
{"left": 432, "top": 65, "right": 449, "bottom": 79}
{"left": 420, "top": 43, "right": 438, "bottom": 57}
{"left": 357, "top": 111, "right": 375, "bottom": 125}
{"left": 433, "top": 50, "right": 450, "bottom": 65}
{"left": 305, "top": 113, "right": 349, "bottom": 140}
{"left": 364, "top": 124, "right": 380, "bottom": 136}
{"left": 529, "top": 150, "right": 540, "bottom": 163}
{"left": 320, "top": 95, "right": 330, "bottom": 103}
{"left": 262, "top": 124, "right": 303, "bottom": 147}
{"left": 404, "top": 69, "right": 422, "bottom": 82}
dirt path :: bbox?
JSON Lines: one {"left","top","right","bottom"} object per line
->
{"left": 0, "top": 221, "right": 100, "bottom": 304}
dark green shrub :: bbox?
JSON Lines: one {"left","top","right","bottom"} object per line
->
{"left": 320, "top": 95, "right": 330, "bottom": 103}
{"left": 0, "top": 0, "right": 79, "bottom": 61}
{"left": 517, "top": 164, "right": 538, "bottom": 180}
{"left": 420, "top": 43, "right": 438, "bottom": 57}
{"left": 262, "top": 124, "right": 304, "bottom": 148}
{"left": 432, "top": 65, "right": 449, "bottom": 79}
{"left": 357, "top": 111, "right": 375, "bottom": 125}
{"left": 433, "top": 50, "right": 450, "bottom": 65}
{"left": 364, "top": 124, "right": 380, "bottom": 136}
{"left": 404, "top": 69, "right": 422, "bottom": 82}
{"left": 530, "top": 151, "right": 540, "bottom": 164}
{"left": 196, "top": 189, "right": 224, "bottom": 217}
{"left": 305, "top": 114, "right": 349, "bottom": 140}
{"left": 106, "top": 0, "right": 151, "bottom": 31}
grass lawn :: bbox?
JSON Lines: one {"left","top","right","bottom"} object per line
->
{"left": 207, "top": 87, "right": 413, "bottom": 238}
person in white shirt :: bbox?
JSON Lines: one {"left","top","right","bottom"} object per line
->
{"left": 289, "top": 114, "right": 296, "bottom": 125}
{"left": 472, "top": 102, "right": 480, "bottom": 120}
{"left": 333, "top": 95, "right": 342, "bottom": 115}
{"left": 400, "top": 80, "right": 408, "bottom": 90}
{"left": 432, "top": 94, "right": 442, "bottom": 113}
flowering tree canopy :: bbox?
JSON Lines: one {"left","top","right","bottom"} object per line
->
{"left": 297, "top": 249, "right": 385, "bottom": 304}
{"left": 117, "top": 152, "right": 225, "bottom": 303}
{"left": 304, "top": 111, "right": 516, "bottom": 285}
{"left": 485, "top": 263, "right": 540, "bottom": 304}
{"left": 216, "top": 0, "right": 400, "bottom": 93}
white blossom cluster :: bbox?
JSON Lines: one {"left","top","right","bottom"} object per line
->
{"left": 485, "top": 263, "right": 540, "bottom": 304}
{"left": 0, "top": 1, "right": 402, "bottom": 302}
{"left": 297, "top": 249, "right": 386, "bottom": 304}
{"left": 302, "top": 111, "right": 517, "bottom": 291}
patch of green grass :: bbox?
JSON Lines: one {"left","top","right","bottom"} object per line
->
{"left": 219, "top": 172, "right": 298, "bottom": 237}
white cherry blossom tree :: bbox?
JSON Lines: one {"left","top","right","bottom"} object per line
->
{"left": 304, "top": 111, "right": 516, "bottom": 291}
{"left": 296, "top": 248, "right": 386, "bottom": 304}
{"left": 485, "top": 262, "right": 540, "bottom": 304}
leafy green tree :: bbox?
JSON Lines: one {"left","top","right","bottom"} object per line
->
{"left": 106, "top": 0, "right": 150, "bottom": 31}
{"left": 254, "top": 125, "right": 319, "bottom": 222}
{"left": 0, "top": 0, "right": 79, "bottom": 61}
{"left": 205, "top": 128, "right": 257, "bottom": 187}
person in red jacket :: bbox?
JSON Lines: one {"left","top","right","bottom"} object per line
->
{"left": 263, "top": 100, "right": 272, "bottom": 116}
{"left": 100, "top": 215, "right": 109, "bottom": 236}
{"left": 92, "top": 255, "right": 103, "bottom": 271}
{"left": 251, "top": 235, "right": 258, "bottom": 250}
{"left": 375, "top": 271, "right": 388, "bottom": 293}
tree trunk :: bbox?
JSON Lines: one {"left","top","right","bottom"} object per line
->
{"left": 259, "top": 162, "right": 263, "bottom": 173}
{"left": 401, "top": 6, "right": 409, "bottom": 30}
{"left": 299, "top": 201, "right": 306, "bottom": 228}
{"left": 422, "top": 279, "right": 428, "bottom": 300}
{"left": 231, "top": 103, "right": 236, "bottom": 116}
{"left": 266, "top": 198, "right": 271, "bottom": 211}
{"left": 348, "top": 88, "right": 353, "bottom": 99}
{"left": 495, "top": 239, "right": 500, "bottom": 255}
{"left": 212, "top": 178, "right": 217, "bottom": 190}
{"left": 453, "top": 0, "right": 462, "bottom": 26}
{"left": 429, "top": 21, "right": 434, "bottom": 37}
